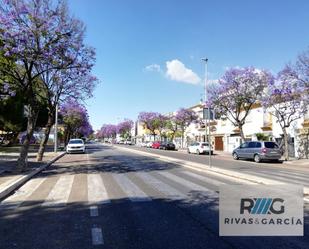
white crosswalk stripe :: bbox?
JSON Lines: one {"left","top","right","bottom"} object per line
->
{"left": 135, "top": 172, "right": 186, "bottom": 200}
{"left": 246, "top": 171, "right": 309, "bottom": 186}
{"left": 157, "top": 171, "right": 218, "bottom": 198}
{"left": 42, "top": 175, "right": 74, "bottom": 207}
{"left": 181, "top": 171, "right": 225, "bottom": 187}
{"left": 265, "top": 171, "right": 308, "bottom": 181}
{"left": 278, "top": 171, "right": 307, "bottom": 177}
{"left": 112, "top": 173, "right": 151, "bottom": 202}
{"left": 0, "top": 177, "right": 46, "bottom": 209}
{"left": 88, "top": 174, "right": 110, "bottom": 205}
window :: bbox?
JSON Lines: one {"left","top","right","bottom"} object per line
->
{"left": 240, "top": 142, "right": 248, "bottom": 149}
{"left": 248, "top": 142, "right": 256, "bottom": 148}
{"left": 264, "top": 142, "right": 279, "bottom": 148}
{"left": 255, "top": 142, "right": 262, "bottom": 148}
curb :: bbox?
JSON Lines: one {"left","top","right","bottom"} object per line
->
{"left": 114, "top": 145, "right": 309, "bottom": 196}
{"left": 0, "top": 152, "right": 66, "bottom": 200}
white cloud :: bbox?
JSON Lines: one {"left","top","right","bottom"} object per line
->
{"left": 144, "top": 64, "right": 162, "bottom": 72}
{"left": 165, "top": 59, "right": 201, "bottom": 85}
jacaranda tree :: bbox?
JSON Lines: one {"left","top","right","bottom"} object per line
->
{"left": 117, "top": 119, "right": 134, "bottom": 140}
{"left": 0, "top": 0, "right": 97, "bottom": 170}
{"left": 138, "top": 112, "right": 161, "bottom": 140}
{"left": 262, "top": 66, "right": 308, "bottom": 160}
{"left": 208, "top": 67, "right": 273, "bottom": 142}
{"left": 60, "top": 100, "right": 91, "bottom": 144}
{"left": 174, "top": 108, "right": 198, "bottom": 147}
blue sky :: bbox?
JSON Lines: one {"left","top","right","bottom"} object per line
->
{"left": 68, "top": 0, "right": 309, "bottom": 130}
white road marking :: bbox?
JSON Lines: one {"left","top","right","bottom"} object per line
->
{"left": 88, "top": 174, "right": 111, "bottom": 205}
{"left": 135, "top": 172, "right": 186, "bottom": 200}
{"left": 91, "top": 227, "right": 104, "bottom": 245}
{"left": 157, "top": 171, "right": 218, "bottom": 198}
{"left": 112, "top": 174, "right": 151, "bottom": 202}
{"left": 42, "top": 175, "right": 74, "bottom": 207}
{"left": 278, "top": 171, "right": 307, "bottom": 177}
{"left": 0, "top": 177, "right": 46, "bottom": 209}
{"left": 90, "top": 206, "right": 99, "bottom": 217}
{"left": 182, "top": 171, "right": 225, "bottom": 186}
{"left": 246, "top": 171, "right": 309, "bottom": 187}
{"left": 269, "top": 171, "right": 309, "bottom": 180}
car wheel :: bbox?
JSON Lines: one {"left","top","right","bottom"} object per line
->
{"left": 254, "top": 154, "right": 261, "bottom": 163}
{"left": 187, "top": 149, "right": 190, "bottom": 154}
{"left": 233, "top": 152, "right": 239, "bottom": 160}
{"left": 196, "top": 149, "right": 200, "bottom": 155}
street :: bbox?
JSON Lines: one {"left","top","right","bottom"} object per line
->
{"left": 0, "top": 143, "right": 308, "bottom": 249}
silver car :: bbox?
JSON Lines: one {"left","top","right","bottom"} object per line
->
{"left": 232, "top": 141, "right": 282, "bottom": 163}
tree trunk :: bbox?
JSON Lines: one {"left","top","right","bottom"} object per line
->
{"left": 239, "top": 125, "right": 245, "bottom": 143}
{"left": 36, "top": 113, "right": 54, "bottom": 162}
{"left": 16, "top": 105, "right": 39, "bottom": 172}
{"left": 283, "top": 127, "right": 289, "bottom": 161}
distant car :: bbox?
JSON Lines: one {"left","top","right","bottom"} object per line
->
{"left": 232, "top": 141, "right": 282, "bottom": 163}
{"left": 159, "top": 142, "right": 176, "bottom": 150}
{"left": 146, "top": 142, "right": 153, "bottom": 148}
{"left": 66, "top": 139, "right": 85, "bottom": 154}
{"left": 139, "top": 142, "right": 147, "bottom": 147}
{"left": 187, "top": 142, "right": 213, "bottom": 155}
{"left": 152, "top": 141, "right": 161, "bottom": 149}
{"left": 124, "top": 140, "right": 133, "bottom": 145}
{"left": 118, "top": 140, "right": 124, "bottom": 144}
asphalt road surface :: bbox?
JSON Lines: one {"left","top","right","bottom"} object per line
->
{"left": 0, "top": 143, "right": 308, "bottom": 249}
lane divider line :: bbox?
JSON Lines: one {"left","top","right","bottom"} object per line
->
{"left": 91, "top": 227, "right": 104, "bottom": 245}
{"left": 90, "top": 206, "right": 99, "bottom": 217}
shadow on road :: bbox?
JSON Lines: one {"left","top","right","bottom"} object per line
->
{"left": 0, "top": 193, "right": 308, "bottom": 249}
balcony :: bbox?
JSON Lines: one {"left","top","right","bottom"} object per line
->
{"left": 261, "top": 122, "right": 272, "bottom": 131}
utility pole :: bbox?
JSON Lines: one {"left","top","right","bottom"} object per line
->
{"left": 54, "top": 103, "right": 58, "bottom": 153}
{"left": 202, "top": 58, "right": 211, "bottom": 167}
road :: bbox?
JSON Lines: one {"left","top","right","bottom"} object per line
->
{"left": 0, "top": 143, "right": 308, "bottom": 249}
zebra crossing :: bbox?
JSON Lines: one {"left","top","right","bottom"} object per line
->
{"left": 1, "top": 167, "right": 308, "bottom": 211}
{"left": 0, "top": 169, "right": 227, "bottom": 210}
{"left": 242, "top": 169, "right": 309, "bottom": 188}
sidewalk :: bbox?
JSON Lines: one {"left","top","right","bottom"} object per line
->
{"left": 0, "top": 149, "right": 66, "bottom": 200}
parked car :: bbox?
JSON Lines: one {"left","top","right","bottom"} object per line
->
{"left": 159, "top": 142, "right": 176, "bottom": 150}
{"left": 124, "top": 140, "right": 133, "bottom": 145}
{"left": 146, "top": 141, "right": 153, "bottom": 148}
{"left": 232, "top": 141, "right": 282, "bottom": 163}
{"left": 139, "top": 142, "right": 147, "bottom": 147}
{"left": 66, "top": 138, "right": 85, "bottom": 154}
{"left": 152, "top": 141, "right": 161, "bottom": 149}
{"left": 187, "top": 142, "right": 213, "bottom": 155}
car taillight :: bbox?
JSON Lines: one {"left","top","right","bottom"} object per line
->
{"left": 262, "top": 148, "right": 267, "bottom": 153}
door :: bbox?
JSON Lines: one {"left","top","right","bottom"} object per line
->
{"left": 215, "top": 136, "right": 224, "bottom": 151}
{"left": 237, "top": 142, "right": 249, "bottom": 157}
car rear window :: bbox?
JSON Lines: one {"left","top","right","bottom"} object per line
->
{"left": 201, "top": 143, "right": 209, "bottom": 146}
{"left": 264, "top": 142, "right": 279, "bottom": 148}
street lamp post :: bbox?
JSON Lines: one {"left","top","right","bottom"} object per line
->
{"left": 54, "top": 103, "right": 58, "bottom": 153}
{"left": 202, "top": 58, "right": 211, "bottom": 167}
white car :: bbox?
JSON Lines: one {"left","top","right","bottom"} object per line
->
{"left": 146, "top": 141, "right": 153, "bottom": 148}
{"left": 66, "top": 139, "right": 85, "bottom": 153}
{"left": 187, "top": 142, "right": 213, "bottom": 155}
